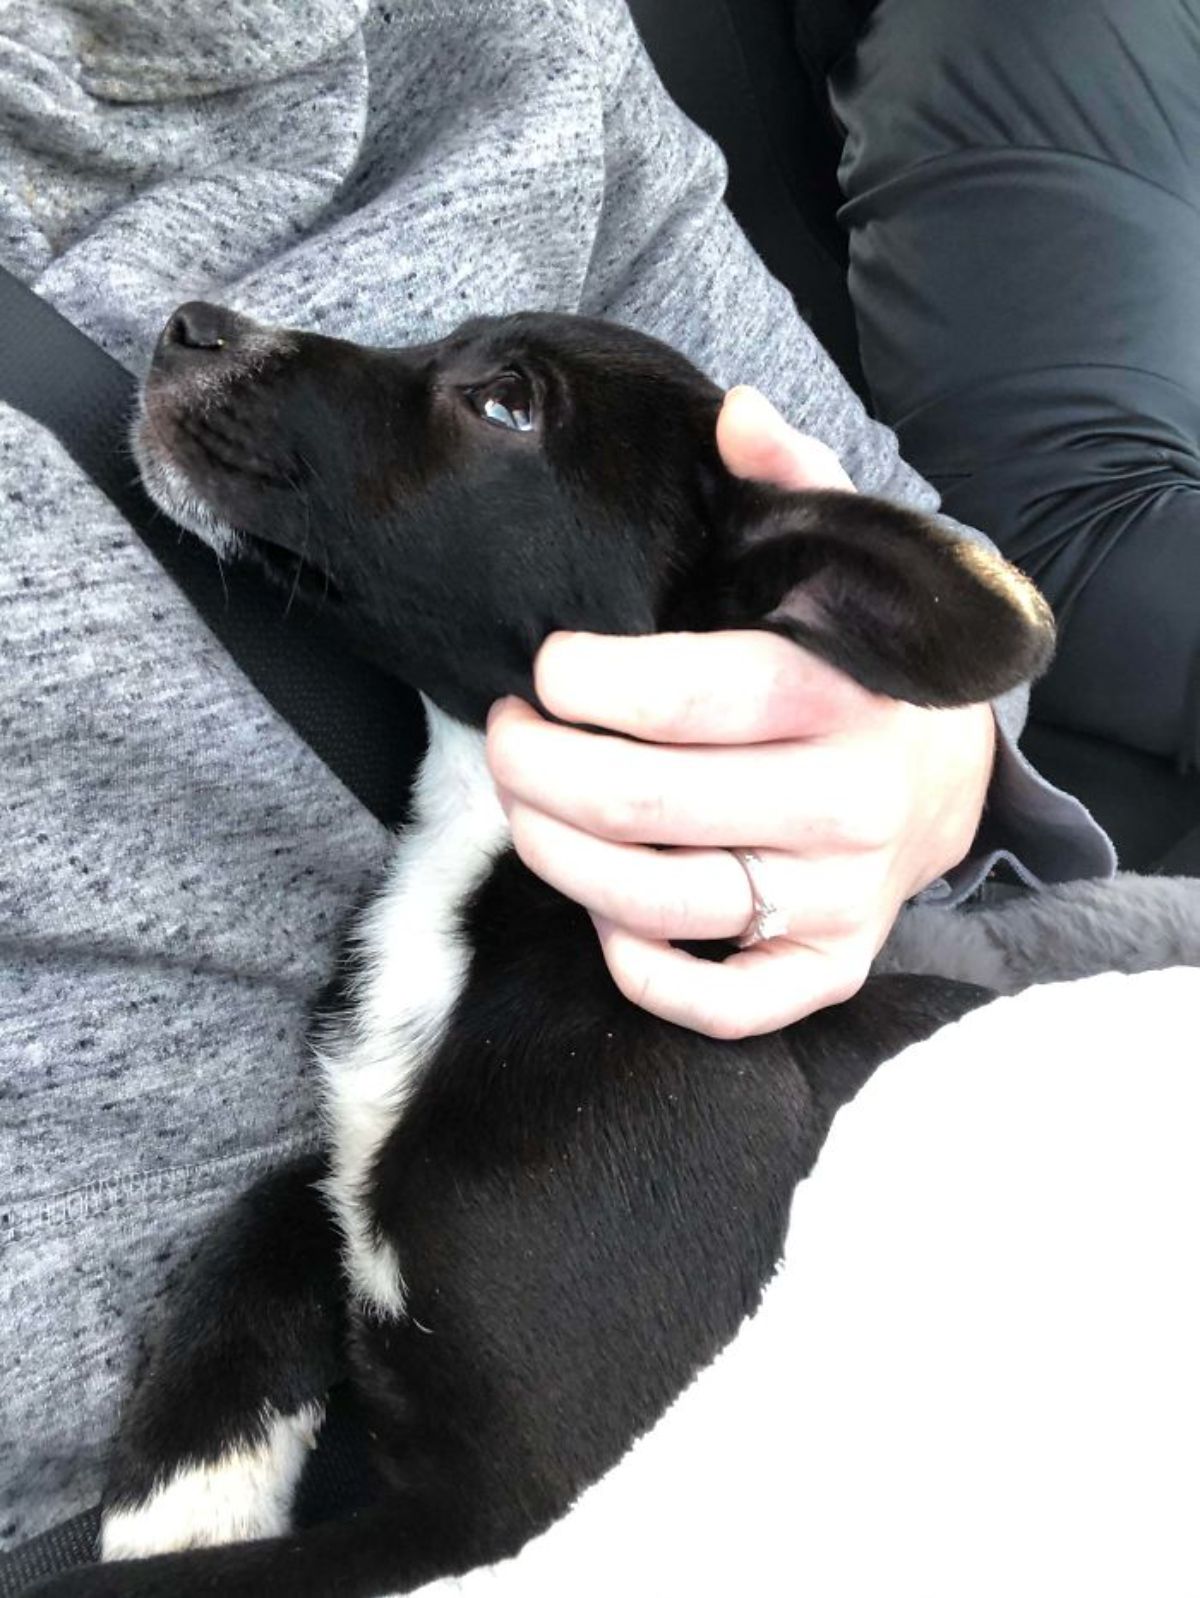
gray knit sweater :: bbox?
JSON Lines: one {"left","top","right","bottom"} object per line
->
{"left": 0, "top": 0, "right": 1113, "bottom": 1547}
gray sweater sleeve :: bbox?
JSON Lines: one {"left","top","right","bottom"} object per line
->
{"left": 575, "top": 0, "right": 1115, "bottom": 897}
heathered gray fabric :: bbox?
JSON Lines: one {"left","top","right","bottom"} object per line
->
{"left": 0, "top": 0, "right": 1114, "bottom": 1547}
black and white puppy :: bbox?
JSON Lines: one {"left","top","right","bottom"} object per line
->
{"left": 35, "top": 306, "right": 1054, "bottom": 1596}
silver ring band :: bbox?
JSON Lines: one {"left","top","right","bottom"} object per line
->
{"left": 729, "top": 848, "right": 789, "bottom": 946}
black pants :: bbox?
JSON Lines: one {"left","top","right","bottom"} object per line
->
{"left": 832, "top": 0, "right": 1200, "bottom": 767}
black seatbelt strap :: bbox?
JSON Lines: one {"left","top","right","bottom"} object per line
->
{"left": 0, "top": 1511, "right": 100, "bottom": 1596}
{"left": 0, "top": 265, "right": 424, "bottom": 830}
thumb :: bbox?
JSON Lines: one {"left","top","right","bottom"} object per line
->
{"left": 717, "top": 386, "right": 856, "bottom": 493}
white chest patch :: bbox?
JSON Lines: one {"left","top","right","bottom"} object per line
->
{"left": 315, "top": 700, "right": 509, "bottom": 1318}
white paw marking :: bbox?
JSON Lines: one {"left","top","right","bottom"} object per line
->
{"left": 100, "top": 1402, "right": 323, "bottom": 1559}
{"left": 316, "top": 700, "right": 509, "bottom": 1318}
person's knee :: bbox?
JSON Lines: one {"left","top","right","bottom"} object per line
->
{"left": 1033, "top": 479, "right": 1200, "bottom": 762}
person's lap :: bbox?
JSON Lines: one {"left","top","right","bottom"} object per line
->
{"left": 833, "top": 0, "right": 1200, "bottom": 764}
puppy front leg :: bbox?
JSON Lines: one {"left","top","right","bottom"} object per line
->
{"left": 100, "top": 1153, "right": 346, "bottom": 1560}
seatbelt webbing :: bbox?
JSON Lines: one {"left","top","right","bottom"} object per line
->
{"left": 0, "top": 1511, "right": 100, "bottom": 1596}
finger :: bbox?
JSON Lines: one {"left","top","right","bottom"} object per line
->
{"left": 716, "top": 387, "right": 856, "bottom": 492}
{"left": 592, "top": 915, "right": 872, "bottom": 1040}
{"left": 533, "top": 630, "right": 881, "bottom": 745}
{"left": 488, "top": 699, "right": 890, "bottom": 851}
{"left": 508, "top": 801, "right": 889, "bottom": 944}
{"left": 506, "top": 801, "right": 754, "bottom": 941}
{"left": 732, "top": 848, "right": 891, "bottom": 945}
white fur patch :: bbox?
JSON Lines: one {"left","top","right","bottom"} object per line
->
{"left": 99, "top": 1402, "right": 323, "bottom": 1560}
{"left": 131, "top": 426, "right": 244, "bottom": 559}
{"left": 130, "top": 317, "right": 300, "bottom": 561}
{"left": 315, "top": 700, "right": 509, "bottom": 1318}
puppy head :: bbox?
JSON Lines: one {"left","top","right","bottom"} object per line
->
{"left": 135, "top": 304, "right": 1053, "bottom": 723}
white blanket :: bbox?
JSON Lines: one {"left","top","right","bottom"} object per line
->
{"left": 415, "top": 966, "right": 1200, "bottom": 1598}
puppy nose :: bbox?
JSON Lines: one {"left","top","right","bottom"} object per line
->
{"left": 161, "top": 301, "right": 246, "bottom": 355}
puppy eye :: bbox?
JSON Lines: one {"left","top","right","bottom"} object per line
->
{"left": 467, "top": 372, "right": 535, "bottom": 433}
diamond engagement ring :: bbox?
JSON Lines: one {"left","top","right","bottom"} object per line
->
{"left": 729, "top": 848, "right": 789, "bottom": 946}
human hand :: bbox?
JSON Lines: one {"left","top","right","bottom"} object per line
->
{"left": 486, "top": 387, "right": 996, "bottom": 1039}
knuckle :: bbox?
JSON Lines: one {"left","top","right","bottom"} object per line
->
{"left": 639, "top": 891, "right": 692, "bottom": 943}
{"left": 646, "top": 702, "right": 689, "bottom": 743}
{"left": 592, "top": 786, "right": 663, "bottom": 842}
{"left": 840, "top": 791, "right": 902, "bottom": 853}
{"left": 591, "top": 793, "right": 636, "bottom": 840}
{"left": 623, "top": 676, "right": 689, "bottom": 742}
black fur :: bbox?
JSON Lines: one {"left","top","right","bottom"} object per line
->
{"left": 31, "top": 306, "right": 1047, "bottom": 1595}
{"left": 101, "top": 1156, "right": 345, "bottom": 1508}
{"left": 136, "top": 304, "right": 1053, "bottom": 726}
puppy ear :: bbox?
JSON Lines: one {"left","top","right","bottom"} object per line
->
{"left": 721, "top": 490, "right": 1055, "bottom": 706}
